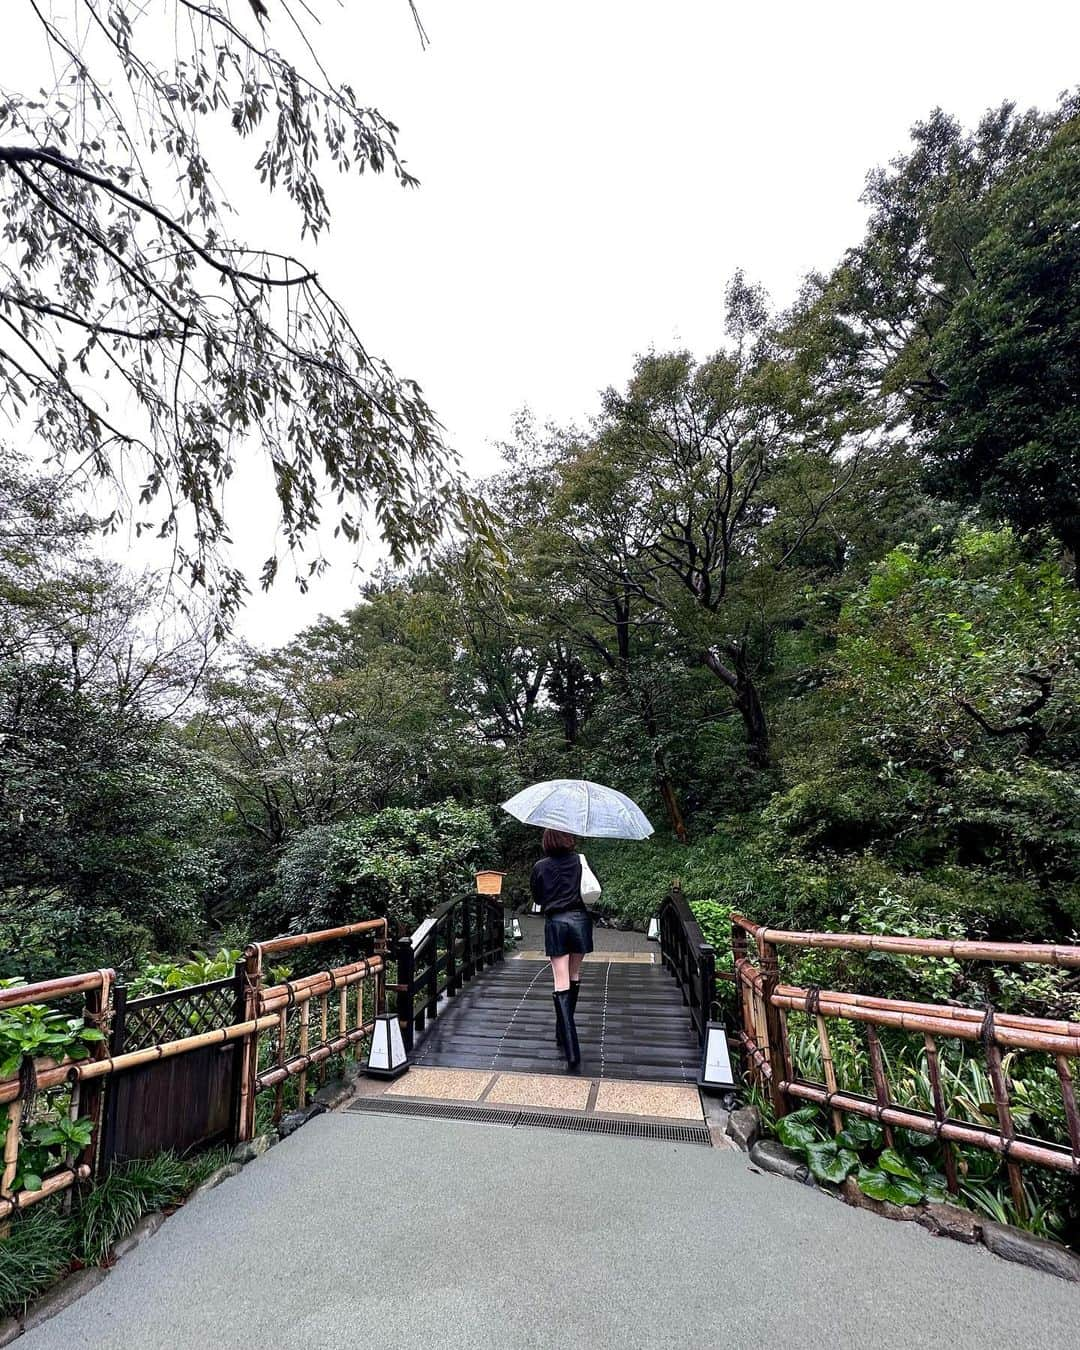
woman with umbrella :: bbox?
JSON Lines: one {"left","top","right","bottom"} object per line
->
{"left": 502, "top": 780, "right": 654, "bottom": 1073}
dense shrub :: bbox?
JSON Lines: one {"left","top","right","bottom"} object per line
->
{"left": 265, "top": 802, "right": 498, "bottom": 935}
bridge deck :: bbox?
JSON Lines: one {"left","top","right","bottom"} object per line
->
{"left": 412, "top": 938, "right": 701, "bottom": 1082}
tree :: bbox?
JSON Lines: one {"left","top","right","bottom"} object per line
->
{"left": 0, "top": 2, "right": 486, "bottom": 625}
{"left": 595, "top": 278, "right": 862, "bottom": 766}
{"left": 801, "top": 96, "right": 1080, "bottom": 566}
{"left": 926, "top": 119, "right": 1080, "bottom": 569}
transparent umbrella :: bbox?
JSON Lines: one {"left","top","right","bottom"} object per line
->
{"left": 500, "top": 779, "right": 654, "bottom": 840}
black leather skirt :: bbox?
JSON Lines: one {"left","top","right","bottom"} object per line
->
{"left": 544, "top": 907, "right": 594, "bottom": 958}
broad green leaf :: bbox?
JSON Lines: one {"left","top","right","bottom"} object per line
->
{"left": 856, "top": 1167, "right": 893, "bottom": 1202}
{"left": 777, "top": 1115, "right": 819, "bottom": 1152}
{"left": 878, "top": 1148, "right": 919, "bottom": 1180}
{"left": 806, "top": 1141, "right": 859, "bottom": 1184}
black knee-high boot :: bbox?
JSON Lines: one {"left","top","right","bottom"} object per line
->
{"left": 555, "top": 980, "right": 581, "bottom": 1049}
{"left": 553, "top": 990, "right": 581, "bottom": 1071}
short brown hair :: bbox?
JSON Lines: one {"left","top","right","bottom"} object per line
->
{"left": 542, "top": 829, "right": 577, "bottom": 856}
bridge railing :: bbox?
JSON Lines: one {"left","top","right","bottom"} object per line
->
{"left": 658, "top": 883, "right": 716, "bottom": 1046}
{"left": 0, "top": 916, "right": 391, "bottom": 1219}
{"left": 731, "top": 915, "right": 1080, "bottom": 1217}
{"left": 393, "top": 892, "right": 505, "bottom": 1053}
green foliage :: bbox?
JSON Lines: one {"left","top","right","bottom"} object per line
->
{"left": 926, "top": 118, "right": 1080, "bottom": 560}
{"left": 0, "top": 983, "right": 105, "bottom": 1079}
{"left": 0, "top": 1146, "right": 234, "bottom": 1317}
{"left": 5, "top": 1115, "right": 94, "bottom": 1194}
{"left": 269, "top": 803, "right": 498, "bottom": 934}
{"left": 0, "top": 1203, "right": 76, "bottom": 1318}
{"left": 127, "top": 950, "right": 290, "bottom": 1000}
{"left": 77, "top": 1151, "right": 230, "bottom": 1266}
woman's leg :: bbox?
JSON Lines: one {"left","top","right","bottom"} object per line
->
{"left": 568, "top": 953, "right": 585, "bottom": 984}
{"left": 549, "top": 954, "right": 571, "bottom": 992}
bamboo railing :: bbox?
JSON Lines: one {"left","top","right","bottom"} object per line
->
{"left": 731, "top": 915, "right": 1080, "bottom": 1217}
{"left": 0, "top": 917, "right": 391, "bottom": 1221}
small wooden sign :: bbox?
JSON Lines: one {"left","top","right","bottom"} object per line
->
{"left": 474, "top": 869, "right": 506, "bottom": 895}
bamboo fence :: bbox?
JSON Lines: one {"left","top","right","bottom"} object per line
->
{"left": 0, "top": 919, "right": 390, "bottom": 1222}
{"left": 731, "top": 915, "right": 1080, "bottom": 1216}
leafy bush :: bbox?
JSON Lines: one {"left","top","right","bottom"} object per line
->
{"left": 0, "top": 981, "right": 106, "bottom": 1078}
{"left": 267, "top": 803, "right": 498, "bottom": 935}
{"left": 78, "top": 1151, "right": 228, "bottom": 1265}
{"left": 0, "top": 1203, "right": 76, "bottom": 1317}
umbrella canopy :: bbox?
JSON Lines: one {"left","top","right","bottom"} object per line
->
{"left": 501, "top": 779, "right": 654, "bottom": 840}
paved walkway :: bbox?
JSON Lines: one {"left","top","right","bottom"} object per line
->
{"left": 21, "top": 1111, "right": 1079, "bottom": 1350}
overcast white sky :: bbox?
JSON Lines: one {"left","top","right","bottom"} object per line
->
{"left": 10, "top": 2, "right": 1080, "bottom": 644}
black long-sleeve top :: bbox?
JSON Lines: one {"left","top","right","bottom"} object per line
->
{"left": 529, "top": 852, "right": 586, "bottom": 916}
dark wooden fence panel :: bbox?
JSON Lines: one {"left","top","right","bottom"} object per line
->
{"left": 99, "top": 971, "right": 244, "bottom": 1168}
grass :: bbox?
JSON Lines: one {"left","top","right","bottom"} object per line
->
{"left": 0, "top": 1204, "right": 77, "bottom": 1319}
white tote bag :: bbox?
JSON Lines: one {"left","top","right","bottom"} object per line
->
{"left": 579, "top": 853, "right": 602, "bottom": 904}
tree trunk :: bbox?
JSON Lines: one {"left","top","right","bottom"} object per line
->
{"left": 658, "top": 773, "right": 688, "bottom": 843}
{"left": 702, "top": 644, "right": 771, "bottom": 767}
{"left": 640, "top": 690, "right": 689, "bottom": 842}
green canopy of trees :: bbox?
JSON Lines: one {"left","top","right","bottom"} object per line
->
{"left": 1, "top": 88, "right": 1078, "bottom": 1025}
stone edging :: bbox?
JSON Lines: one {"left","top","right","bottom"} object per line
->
{"left": 745, "top": 1136, "right": 1080, "bottom": 1284}
{"left": 0, "top": 1075, "right": 352, "bottom": 1344}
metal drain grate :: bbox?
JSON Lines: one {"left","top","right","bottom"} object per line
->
{"left": 346, "top": 1096, "right": 711, "bottom": 1145}
{"left": 516, "top": 1111, "right": 711, "bottom": 1145}
{"left": 346, "top": 1098, "right": 521, "bottom": 1126}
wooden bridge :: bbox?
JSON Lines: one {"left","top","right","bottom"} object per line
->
{"left": 408, "top": 915, "right": 702, "bottom": 1082}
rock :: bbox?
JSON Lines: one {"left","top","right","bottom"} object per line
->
{"left": 110, "top": 1210, "right": 165, "bottom": 1260}
{"left": 707, "top": 1126, "right": 737, "bottom": 1151}
{"left": 22, "top": 1268, "right": 107, "bottom": 1331}
{"left": 839, "top": 1177, "right": 919, "bottom": 1223}
{"left": 231, "top": 1134, "right": 273, "bottom": 1165}
{"left": 0, "top": 1316, "right": 23, "bottom": 1346}
{"left": 749, "top": 1139, "right": 815, "bottom": 1185}
{"left": 188, "top": 1162, "right": 243, "bottom": 1200}
{"left": 981, "top": 1220, "right": 1080, "bottom": 1282}
{"left": 313, "top": 1080, "right": 351, "bottom": 1110}
{"left": 916, "top": 1202, "right": 982, "bottom": 1244}
{"left": 278, "top": 1102, "right": 328, "bottom": 1138}
{"left": 726, "top": 1106, "right": 761, "bottom": 1151}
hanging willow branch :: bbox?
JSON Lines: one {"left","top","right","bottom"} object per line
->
{"left": 0, "top": 1, "right": 487, "bottom": 626}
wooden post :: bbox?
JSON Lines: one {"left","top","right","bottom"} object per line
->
{"left": 699, "top": 944, "right": 716, "bottom": 1047}
{"left": 396, "top": 936, "right": 415, "bottom": 1054}
{"left": 238, "top": 945, "right": 262, "bottom": 1142}
{"left": 923, "top": 1033, "right": 958, "bottom": 1193}
{"left": 318, "top": 993, "right": 329, "bottom": 1086}
{"left": 1056, "top": 1055, "right": 1080, "bottom": 1166}
{"left": 274, "top": 1007, "right": 287, "bottom": 1123}
{"left": 1, "top": 1099, "right": 23, "bottom": 1200}
{"left": 866, "top": 1024, "right": 896, "bottom": 1150}
{"left": 984, "top": 1033, "right": 1026, "bottom": 1218}
{"left": 81, "top": 971, "right": 112, "bottom": 1179}
{"left": 463, "top": 897, "right": 474, "bottom": 982}
{"left": 756, "top": 933, "right": 788, "bottom": 1119}
{"left": 98, "top": 981, "right": 127, "bottom": 1170}
{"left": 816, "top": 1013, "right": 844, "bottom": 1135}
{"left": 298, "top": 1000, "right": 310, "bottom": 1108}
{"left": 428, "top": 927, "right": 439, "bottom": 1022}
{"left": 447, "top": 905, "right": 458, "bottom": 997}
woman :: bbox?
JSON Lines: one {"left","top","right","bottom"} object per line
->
{"left": 529, "top": 828, "right": 596, "bottom": 1071}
